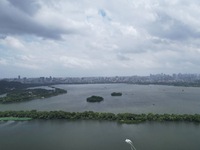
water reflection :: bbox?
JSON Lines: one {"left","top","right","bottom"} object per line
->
{"left": 0, "top": 120, "right": 200, "bottom": 150}
{"left": 0, "top": 84, "right": 200, "bottom": 114}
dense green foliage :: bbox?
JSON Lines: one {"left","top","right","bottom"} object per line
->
{"left": 0, "top": 80, "right": 52, "bottom": 94}
{"left": 0, "top": 88, "right": 67, "bottom": 103}
{"left": 86, "top": 96, "right": 104, "bottom": 102}
{"left": 0, "top": 110, "right": 200, "bottom": 124}
{"left": 0, "top": 81, "right": 27, "bottom": 94}
{"left": 111, "top": 92, "right": 122, "bottom": 96}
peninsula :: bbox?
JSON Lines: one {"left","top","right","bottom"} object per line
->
{"left": 0, "top": 87, "right": 67, "bottom": 103}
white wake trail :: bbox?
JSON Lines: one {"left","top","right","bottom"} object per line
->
{"left": 125, "top": 139, "right": 137, "bottom": 150}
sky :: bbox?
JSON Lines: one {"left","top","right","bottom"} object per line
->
{"left": 1, "top": 0, "right": 200, "bottom": 78}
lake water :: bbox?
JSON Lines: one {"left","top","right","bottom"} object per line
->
{"left": 0, "top": 120, "right": 200, "bottom": 150}
{"left": 0, "top": 84, "right": 200, "bottom": 114}
{"left": 0, "top": 84, "right": 200, "bottom": 150}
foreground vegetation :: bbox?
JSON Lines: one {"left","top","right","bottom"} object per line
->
{"left": 0, "top": 88, "right": 67, "bottom": 103}
{"left": 0, "top": 110, "right": 200, "bottom": 123}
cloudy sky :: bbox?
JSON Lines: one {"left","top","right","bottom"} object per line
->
{"left": 1, "top": 0, "right": 200, "bottom": 78}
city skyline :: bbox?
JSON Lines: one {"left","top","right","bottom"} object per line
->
{"left": 2, "top": 72, "right": 200, "bottom": 79}
{"left": 1, "top": 0, "right": 200, "bottom": 78}
{"left": 2, "top": 73, "right": 200, "bottom": 85}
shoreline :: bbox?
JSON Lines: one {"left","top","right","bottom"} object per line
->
{"left": 0, "top": 117, "right": 32, "bottom": 121}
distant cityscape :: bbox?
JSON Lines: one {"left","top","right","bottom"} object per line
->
{"left": 2, "top": 73, "right": 200, "bottom": 85}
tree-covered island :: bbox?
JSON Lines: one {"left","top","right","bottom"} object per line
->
{"left": 86, "top": 96, "right": 104, "bottom": 102}
{"left": 0, "top": 88, "right": 67, "bottom": 103}
{"left": 111, "top": 92, "right": 122, "bottom": 96}
{"left": 0, "top": 110, "right": 200, "bottom": 124}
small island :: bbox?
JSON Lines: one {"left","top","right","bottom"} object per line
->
{"left": 111, "top": 92, "right": 122, "bottom": 96}
{"left": 86, "top": 96, "right": 104, "bottom": 102}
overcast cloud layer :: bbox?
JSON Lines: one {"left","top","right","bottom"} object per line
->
{"left": 1, "top": 0, "right": 200, "bottom": 78}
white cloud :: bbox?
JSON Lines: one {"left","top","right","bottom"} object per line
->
{"left": 1, "top": 0, "right": 200, "bottom": 77}
{"left": 2, "top": 36, "right": 25, "bottom": 50}
{"left": 59, "top": 56, "right": 94, "bottom": 69}
{"left": 0, "top": 58, "right": 7, "bottom": 65}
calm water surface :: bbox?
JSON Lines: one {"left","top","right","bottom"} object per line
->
{"left": 0, "top": 84, "right": 200, "bottom": 114}
{"left": 0, "top": 84, "right": 200, "bottom": 150}
{"left": 0, "top": 120, "right": 200, "bottom": 150}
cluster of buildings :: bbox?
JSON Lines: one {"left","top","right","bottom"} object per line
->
{"left": 2, "top": 73, "right": 200, "bottom": 84}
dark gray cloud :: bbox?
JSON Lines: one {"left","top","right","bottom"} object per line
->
{"left": 0, "top": 34, "right": 6, "bottom": 39}
{"left": 148, "top": 12, "right": 200, "bottom": 41}
{"left": 8, "top": 0, "right": 40, "bottom": 15}
{"left": 0, "top": 0, "right": 74, "bottom": 40}
{"left": 116, "top": 53, "right": 130, "bottom": 61}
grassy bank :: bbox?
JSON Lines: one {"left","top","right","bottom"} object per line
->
{"left": 0, "top": 117, "right": 32, "bottom": 121}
